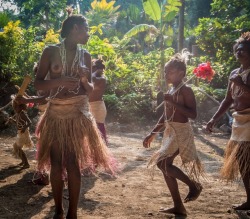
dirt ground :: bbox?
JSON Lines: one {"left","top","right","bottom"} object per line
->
{"left": 0, "top": 122, "right": 250, "bottom": 219}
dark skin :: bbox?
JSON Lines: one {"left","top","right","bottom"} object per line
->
{"left": 12, "top": 103, "right": 31, "bottom": 133}
{"left": 11, "top": 102, "right": 31, "bottom": 168}
{"left": 206, "top": 43, "right": 250, "bottom": 210}
{"left": 34, "top": 21, "right": 92, "bottom": 219}
{"left": 143, "top": 66, "right": 201, "bottom": 215}
{"left": 89, "top": 67, "right": 106, "bottom": 102}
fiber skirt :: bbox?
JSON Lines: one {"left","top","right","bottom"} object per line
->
{"left": 36, "top": 95, "right": 116, "bottom": 177}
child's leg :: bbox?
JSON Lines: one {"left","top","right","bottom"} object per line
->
{"left": 50, "top": 143, "right": 64, "bottom": 219}
{"left": 13, "top": 142, "right": 29, "bottom": 168}
{"left": 157, "top": 151, "right": 186, "bottom": 215}
{"left": 161, "top": 150, "right": 202, "bottom": 203}
{"left": 65, "top": 151, "right": 81, "bottom": 219}
{"left": 13, "top": 142, "right": 23, "bottom": 166}
{"left": 19, "top": 149, "right": 30, "bottom": 168}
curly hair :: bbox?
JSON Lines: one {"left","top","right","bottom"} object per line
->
{"left": 233, "top": 31, "right": 250, "bottom": 55}
{"left": 165, "top": 49, "right": 191, "bottom": 76}
{"left": 61, "top": 7, "right": 87, "bottom": 38}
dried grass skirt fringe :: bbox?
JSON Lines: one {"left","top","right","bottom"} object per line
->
{"left": 36, "top": 95, "right": 116, "bottom": 176}
{"left": 221, "top": 140, "right": 250, "bottom": 181}
{"left": 148, "top": 122, "right": 203, "bottom": 180}
{"left": 220, "top": 108, "right": 250, "bottom": 181}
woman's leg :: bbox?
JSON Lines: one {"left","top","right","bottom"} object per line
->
{"left": 233, "top": 155, "right": 250, "bottom": 210}
{"left": 50, "top": 144, "right": 64, "bottom": 219}
{"left": 66, "top": 152, "right": 81, "bottom": 219}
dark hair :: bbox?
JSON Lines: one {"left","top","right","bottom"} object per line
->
{"left": 165, "top": 51, "right": 188, "bottom": 76}
{"left": 61, "top": 14, "right": 87, "bottom": 38}
{"left": 92, "top": 59, "right": 105, "bottom": 70}
{"left": 233, "top": 32, "right": 250, "bottom": 55}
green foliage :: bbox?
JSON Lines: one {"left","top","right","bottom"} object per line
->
{"left": 85, "top": 35, "right": 116, "bottom": 59}
{"left": 12, "top": 0, "right": 67, "bottom": 31}
{"left": 0, "top": 11, "right": 12, "bottom": 28}
{"left": 142, "top": 0, "right": 161, "bottom": 21}
{"left": 0, "top": 21, "right": 41, "bottom": 85}
{"left": 85, "top": 0, "right": 120, "bottom": 38}
{"left": 102, "top": 48, "right": 175, "bottom": 122}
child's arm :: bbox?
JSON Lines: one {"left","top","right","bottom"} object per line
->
{"left": 143, "top": 114, "right": 165, "bottom": 148}
{"left": 165, "top": 86, "right": 197, "bottom": 120}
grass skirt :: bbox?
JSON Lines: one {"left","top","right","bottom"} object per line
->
{"left": 221, "top": 109, "right": 250, "bottom": 181}
{"left": 148, "top": 122, "right": 203, "bottom": 180}
{"left": 221, "top": 140, "right": 250, "bottom": 181}
{"left": 36, "top": 95, "right": 116, "bottom": 177}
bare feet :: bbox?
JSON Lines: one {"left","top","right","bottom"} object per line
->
{"left": 184, "top": 181, "right": 202, "bottom": 203}
{"left": 159, "top": 206, "right": 187, "bottom": 216}
{"left": 232, "top": 202, "right": 250, "bottom": 210}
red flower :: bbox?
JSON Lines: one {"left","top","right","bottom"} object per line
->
{"left": 193, "top": 62, "right": 215, "bottom": 82}
{"left": 27, "top": 103, "right": 34, "bottom": 108}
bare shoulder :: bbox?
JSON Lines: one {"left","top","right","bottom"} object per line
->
{"left": 41, "top": 44, "right": 59, "bottom": 57}
{"left": 181, "top": 85, "right": 195, "bottom": 95}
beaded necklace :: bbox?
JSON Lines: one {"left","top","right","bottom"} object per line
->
{"left": 232, "top": 67, "right": 250, "bottom": 98}
{"left": 164, "top": 81, "right": 183, "bottom": 122}
{"left": 50, "top": 40, "right": 82, "bottom": 98}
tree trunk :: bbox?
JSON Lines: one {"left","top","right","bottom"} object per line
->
{"left": 178, "top": 0, "right": 185, "bottom": 52}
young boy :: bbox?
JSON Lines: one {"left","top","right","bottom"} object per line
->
{"left": 143, "top": 52, "right": 203, "bottom": 216}
{"left": 11, "top": 97, "right": 33, "bottom": 168}
{"left": 206, "top": 32, "right": 250, "bottom": 211}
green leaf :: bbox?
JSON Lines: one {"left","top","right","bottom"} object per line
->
{"left": 124, "top": 24, "right": 158, "bottom": 38}
{"left": 143, "top": 0, "right": 161, "bottom": 21}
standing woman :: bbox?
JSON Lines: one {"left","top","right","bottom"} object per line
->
{"left": 34, "top": 9, "right": 116, "bottom": 219}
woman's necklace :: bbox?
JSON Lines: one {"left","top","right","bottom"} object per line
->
{"left": 232, "top": 67, "right": 250, "bottom": 98}
{"left": 50, "top": 40, "right": 82, "bottom": 99}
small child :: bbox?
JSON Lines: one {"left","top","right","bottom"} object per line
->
{"left": 89, "top": 58, "right": 108, "bottom": 144}
{"left": 143, "top": 51, "right": 203, "bottom": 216}
{"left": 11, "top": 96, "right": 33, "bottom": 168}
{"left": 14, "top": 94, "right": 49, "bottom": 185}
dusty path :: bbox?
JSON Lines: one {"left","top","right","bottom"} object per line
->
{"left": 0, "top": 123, "right": 249, "bottom": 219}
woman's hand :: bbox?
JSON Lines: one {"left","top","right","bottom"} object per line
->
{"left": 205, "top": 118, "right": 215, "bottom": 133}
{"left": 61, "top": 77, "right": 79, "bottom": 89}
{"left": 78, "top": 65, "right": 89, "bottom": 83}
{"left": 143, "top": 133, "right": 155, "bottom": 148}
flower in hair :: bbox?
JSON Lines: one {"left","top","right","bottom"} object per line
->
{"left": 193, "top": 62, "right": 215, "bottom": 82}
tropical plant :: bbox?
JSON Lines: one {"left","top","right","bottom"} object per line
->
{"left": 11, "top": 0, "right": 67, "bottom": 32}
{"left": 85, "top": 0, "right": 120, "bottom": 38}
{"left": 121, "top": 0, "right": 181, "bottom": 89}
